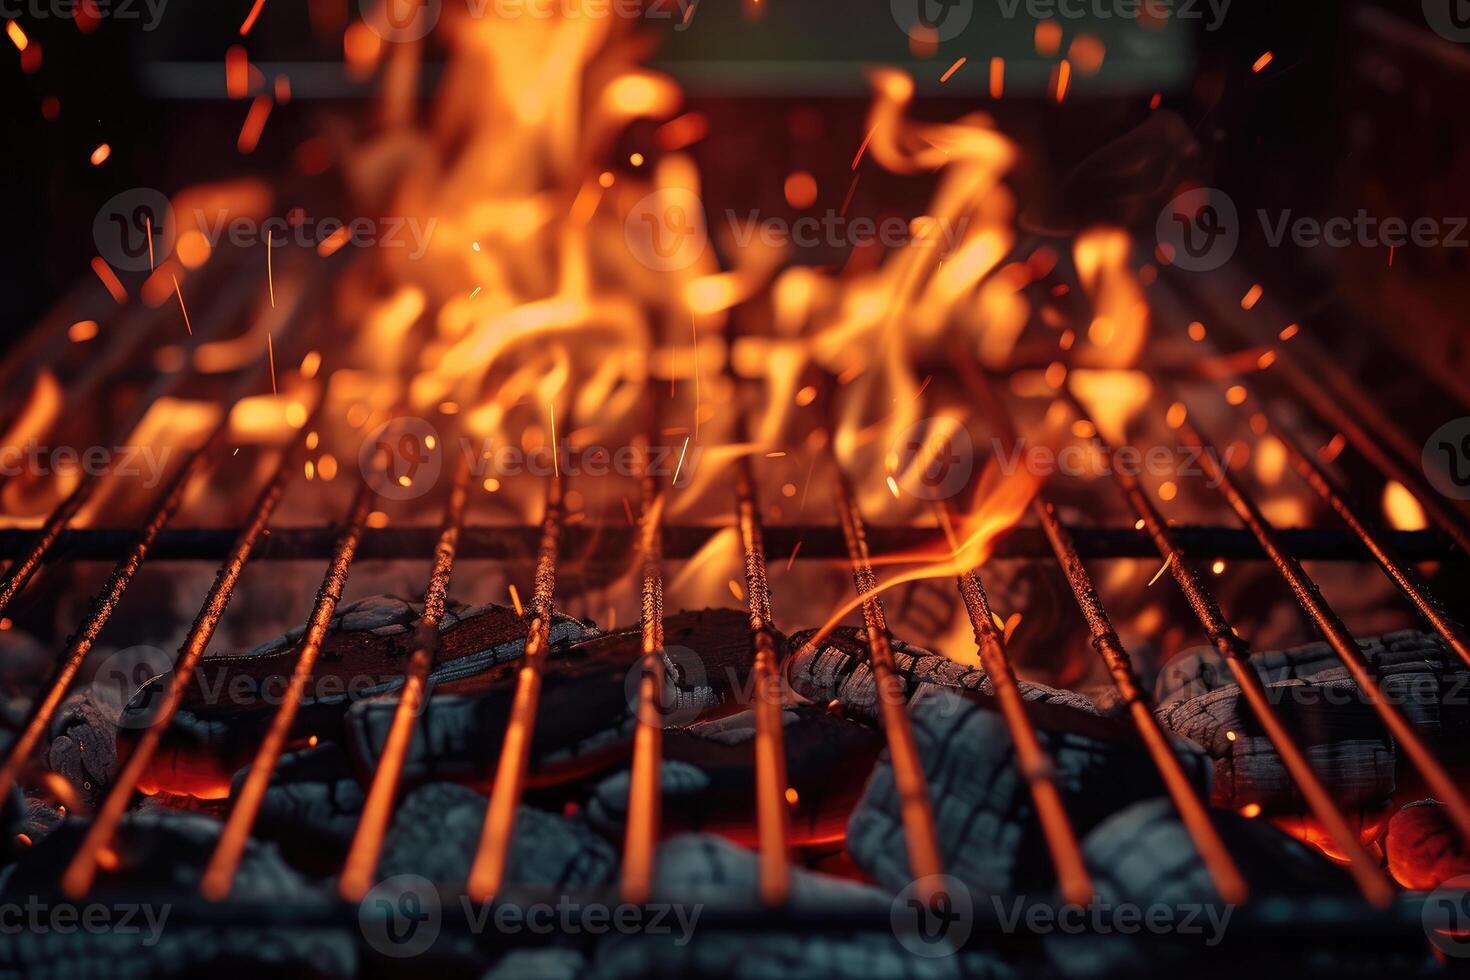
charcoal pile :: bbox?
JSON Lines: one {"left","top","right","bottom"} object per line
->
{"left": 0, "top": 596, "right": 1448, "bottom": 976}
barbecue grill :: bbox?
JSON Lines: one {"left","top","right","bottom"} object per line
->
{"left": 4, "top": 1, "right": 1470, "bottom": 976}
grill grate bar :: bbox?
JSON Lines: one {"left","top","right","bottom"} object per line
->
{"left": 735, "top": 452, "right": 793, "bottom": 905}
{"left": 933, "top": 502, "right": 1093, "bottom": 906}
{"left": 1175, "top": 407, "right": 1470, "bottom": 846}
{"left": 201, "top": 474, "right": 378, "bottom": 899}
{"left": 831, "top": 468, "right": 945, "bottom": 888}
{"left": 467, "top": 473, "right": 565, "bottom": 903}
{"left": 339, "top": 449, "right": 474, "bottom": 901}
{"left": 1061, "top": 390, "right": 1395, "bottom": 907}
{"left": 621, "top": 439, "right": 668, "bottom": 904}
{"left": 61, "top": 415, "right": 315, "bottom": 897}
{"left": 0, "top": 420, "right": 231, "bottom": 802}
{"left": 1231, "top": 387, "right": 1470, "bottom": 669}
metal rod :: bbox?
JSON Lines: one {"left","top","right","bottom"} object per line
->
{"left": 1173, "top": 408, "right": 1470, "bottom": 846}
{"left": 621, "top": 442, "right": 667, "bottom": 905}
{"left": 830, "top": 469, "right": 945, "bottom": 889}
{"left": 201, "top": 476, "right": 378, "bottom": 899}
{"left": 735, "top": 452, "right": 792, "bottom": 906}
{"left": 62, "top": 420, "right": 313, "bottom": 897}
{"left": 466, "top": 473, "right": 565, "bottom": 903}
{"left": 932, "top": 502, "right": 1093, "bottom": 906}
{"left": 1, "top": 524, "right": 1455, "bottom": 564}
{"left": 338, "top": 451, "right": 473, "bottom": 901}
{"left": 1231, "top": 390, "right": 1470, "bottom": 669}
{"left": 0, "top": 422, "right": 229, "bottom": 800}
{"left": 1059, "top": 391, "right": 1394, "bottom": 907}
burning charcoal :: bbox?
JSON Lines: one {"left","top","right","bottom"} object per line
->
{"left": 593, "top": 833, "right": 1011, "bottom": 979}
{"left": 485, "top": 948, "right": 588, "bottom": 979}
{"left": 1386, "top": 799, "right": 1470, "bottom": 889}
{"left": 345, "top": 608, "right": 751, "bottom": 789}
{"left": 47, "top": 691, "right": 117, "bottom": 809}
{"left": 1043, "top": 798, "right": 1358, "bottom": 978}
{"left": 1154, "top": 631, "right": 1468, "bottom": 818}
{"left": 785, "top": 626, "right": 1104, "bottom": 722}
{"left": 237, "top": 741, "right": 366, "bottom": 874}
{"left": 848, "top": 688, "right": 1210, "bottom": 898}
{"left": 587, "top": 707, "right": 883, "bottom": 847}
{"left": 119, "top": 596, "right": 596, "bottom": 798}
{"left": 0, "top": 808, "right": 354, "bottom": 978}
{"left": 375, "top": 782, "right": 617, "bottom": 889}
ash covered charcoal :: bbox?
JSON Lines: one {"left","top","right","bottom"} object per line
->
{"left": 345, "top": 608, "right": 753, "bottom": 788}
{"left": 375, "top": 782, "right": 617, "bottom": 888}
{"left": 237, "top": 741, "right": 366, "bottom": 873}
{"left": 785, "top": 626, "right": 1105, "bottom": 723}
{"left": 587, "top": 706, "right": 883, "bottom": 846}
{"left": 592, "top": 834, "right": 1015, "bottom": 980}
{"left": 47, "top": 691, "right": 117, "bottom": 809}
{"left": 118, "top": 595, "right": 596, "bottom": 798}
{"left": 1042, "top": 798, "right": 1369, "bottom": 979}
{"left": 1155, "top": 630, "right": 1470, "bottom": 818}
{"left": 848, "top": 688, "right": 1210, "bottom": 898}
{"left": 0, "top": 808, "right": 353, "bottom": 978}
{"left": 1386, "top": 799, "right": 1470, "bottom": 889}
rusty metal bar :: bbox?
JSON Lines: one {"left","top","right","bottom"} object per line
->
{"left": 621, "top": 442, "right": 667, "bottom": 905}
{"left": 0, "top": 422, "right": 230, "bottom": 801}
{"left": 201, "top": 476, "right": 378, "bottom": 899}
{"left": 62, "top": 418, "right": 316, "bottom": 897}
{"left": 338, "top": 450, "right": 473, "bottom": 901}
{"left": 1059, "top": 391, "right": 1394, "bottom": 907}
{"left": 1172, "top": 407, "right": 1470, "bottom": 845}
{"left": 466, "top": 472, "right": 565, "bottom": 903}
{"left": 1228, "top": 389, "right": 1470, "bottom": 669}
{"left": 830, "top": 469, "right": 945, "bottom": 889}
{"left": 932, "top": 502, "right": 1093, "bottom": 906}
{"left": 735, "top": 452, "right": 793, "bottom": 906}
